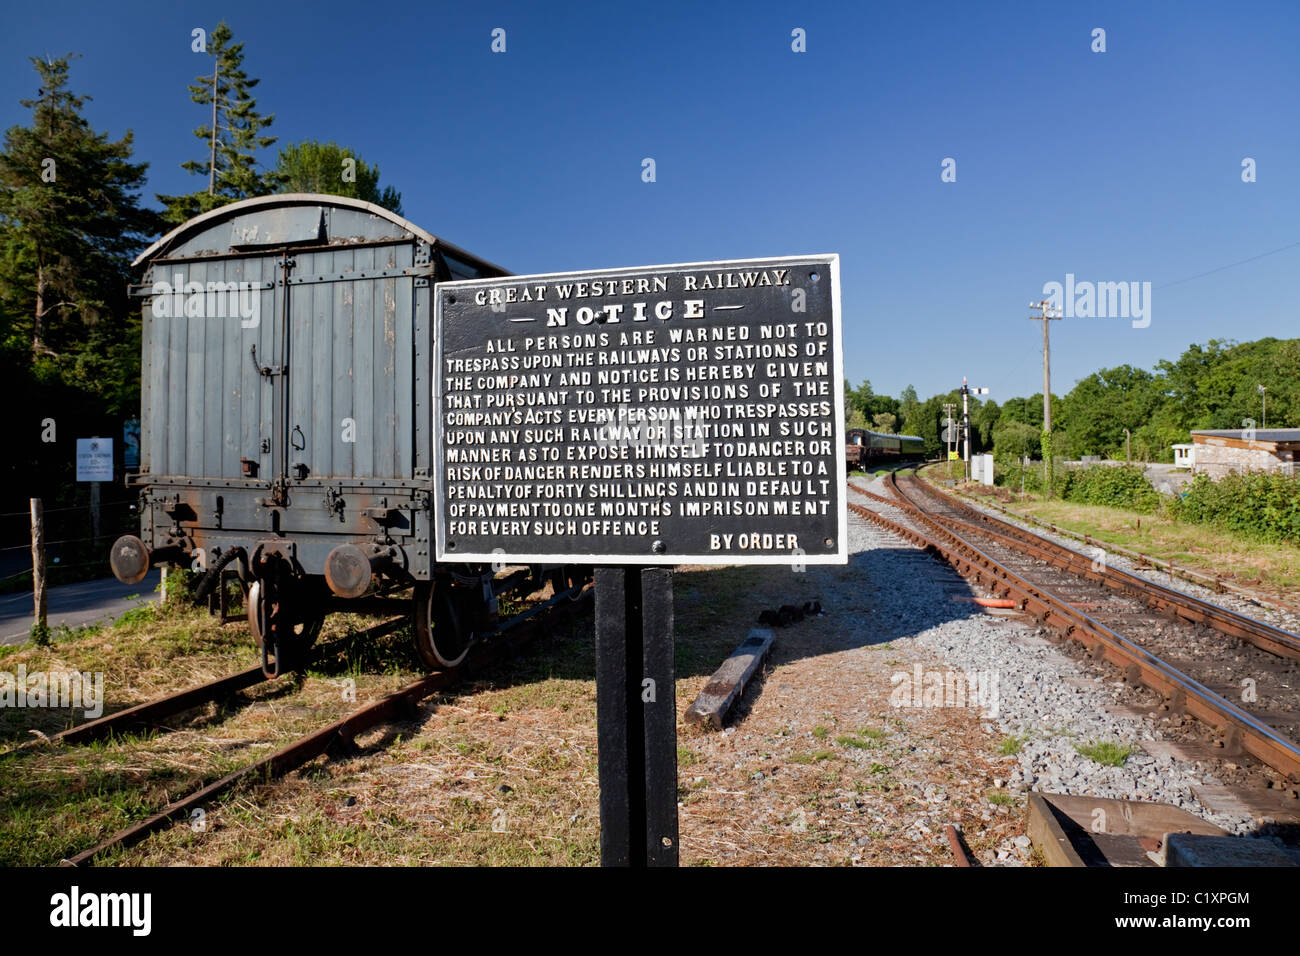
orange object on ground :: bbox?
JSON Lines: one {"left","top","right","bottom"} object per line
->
{"left": 950, "top": 596, "right": 1017, "bottom": 608}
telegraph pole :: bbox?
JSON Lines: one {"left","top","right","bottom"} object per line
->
{"left": 1029, "top": 299, "right": 1062, "bottom": 487}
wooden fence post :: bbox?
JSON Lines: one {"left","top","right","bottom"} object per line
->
{"left": 31, "top": 498, "right": 46, "bottom": 634}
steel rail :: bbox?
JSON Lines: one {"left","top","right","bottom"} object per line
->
{"left": 882, "top": 473, "right": 1300, "bottom": 662}
{"left": 60, "top": 585, "right": 593, "bottom": 866}
{"left": 928, "top": 473, "right": 1300, "bottom": 615}
{"left": 846, "top": 498, "right": 1300, "bottom": 782}
{"left": 9, "top": 618, "right": 411, "bottom": 752}
{"left": 945, "top": 824, "right": 973, "bottom": 867}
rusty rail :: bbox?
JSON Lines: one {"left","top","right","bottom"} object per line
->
{"left": 846, "top": 497, "right": 1300, "bottom": 782}
{"left": 945, "top": 824, "right": 973, "bottom": 867}
{"left": 60, "top": 585, "right": 593, "bottom": 866}
{"left": 924, "top": 471, "right": 1300, "bottom": 615}
{"left": 881, "top": 472, "right": 1300, "bottom": 662}
{"left": 13, "top": 617, "right": 411, "bottom": 751}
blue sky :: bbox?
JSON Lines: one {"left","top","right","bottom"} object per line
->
{"left": 2, "top": 1, "right": 1297, "bottom": 403}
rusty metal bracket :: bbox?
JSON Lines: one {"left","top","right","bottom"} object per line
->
{"left": 264, "top": 476, "right": 290, "bottom": 509}
{"left": 324, "top": 487, "right": 346, "bottom": 521}
{"left": 250, "top": 344, "right": 286, "bottom": 377}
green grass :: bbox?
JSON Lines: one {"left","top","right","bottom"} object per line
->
{"left": 1075, "top": 740, "right": 1135, "bottom": 766}
{"left": 811, "top": 724, "right": 829, "bottom": 740}
{"left": 986, "top": 790, "right": 1016, "bottom": 806}
{"left": 998, "top": 734, "right": 1030, "bottom": 756}
{"left": 958, "top": 492, "right": 1300, "bottom": 592}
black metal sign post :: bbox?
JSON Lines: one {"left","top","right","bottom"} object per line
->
{"left": 432, "top": 255, "right": 846, "bottom": 868}
{"left": 595, "top": 566, "right": 676, "bottom": 866}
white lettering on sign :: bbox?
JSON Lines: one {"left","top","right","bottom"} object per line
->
{"left": 434, "top": 258, "right": 846, "bottom": 565}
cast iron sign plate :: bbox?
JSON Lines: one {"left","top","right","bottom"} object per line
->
{"left": 433, "top": 255, "right": 847, "bottom": 565}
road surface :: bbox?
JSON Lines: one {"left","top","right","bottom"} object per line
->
{"left": 0, "top": 570, "right": 159, "bottom": 645}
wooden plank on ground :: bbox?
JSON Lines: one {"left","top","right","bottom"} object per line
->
{"left": 684, "top": 628, "right": 773, "bottom": 731}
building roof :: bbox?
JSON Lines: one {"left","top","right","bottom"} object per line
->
{"left": 1192, "top": 428, "right": 1300, "bottom": 443}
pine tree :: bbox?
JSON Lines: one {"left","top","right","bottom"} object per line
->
{"left": 0, "top": 55, "right": 159, "bottom": 360}
{"left": 156, "top": 21, "right": 276, "bottom": 223}
{"left": 272, "top": 140, "right": 404, "bottom": 214}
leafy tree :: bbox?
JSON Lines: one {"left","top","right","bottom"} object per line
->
{"left": 912, "top": 393, "right": 948, "bottom": 458}
{"left": 156, "top": 21, "right": 276, "bottom": 223}
{"left": 871, "top": 412, "right": 896, "bottom": 433}
{"left": 271, "top": 140, "right": 403, "bottom": 214}
{"left": 970, "top": 398, "right": 1000, "bottom": 450}
{"left": 998, "top": 394, "right": 1046, "bottom": 429}
{"left": 1058, "top": 365, "right": 1159, "bottom": 459}
{"left": 0, "top": 55, "right": 156, "bottom": 545}
{"left": 992, "top": 420, "right": 1041, "bottom": 460}
{"left": 847, "top": 379, "right": 875, "bottom": 418}
{"left": 898, "top": 384, "right": 921, "bottom": 434}
{"left": 0, "top": 55, "right": 158, "bottom": 361}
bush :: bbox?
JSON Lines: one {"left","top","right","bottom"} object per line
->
{"left": 994, "top": 455, "right": 1068, "bottom": 497}
{"left": 1170, "top": 472, "right": 1300, "bottom": 546}
{"left": 1059, "top": 465, "right": 1160, "bottom": 513}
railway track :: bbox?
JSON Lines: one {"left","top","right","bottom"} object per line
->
{"left": 846, "top": 470, "right": 1300, "bottom": 784}
{"left": 888, "top": 472, "right": 1300, "bottom": 663}
{"left": 7, "top": 617, "right": 412, "bottom": 752}
{"left": 938, "top": 482, "right": 1300, "bottom": 616}
{"left": 59, "top": 584, "right": 593, "bottom": 866}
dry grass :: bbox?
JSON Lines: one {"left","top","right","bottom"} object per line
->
{"left": 2, "top": 552, "right": 1031, "bottom": 867}
{"left": 980, "top": 497, "right": 1300, "bottom": 596}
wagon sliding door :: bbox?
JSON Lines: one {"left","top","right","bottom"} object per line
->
{"left": 138, "top": 253, "right": 279, "bottom": 482}
{"left": 284, "top": 242, "right": 417, "bottom": 485}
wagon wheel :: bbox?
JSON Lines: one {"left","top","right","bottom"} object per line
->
{"left": 551, "top": 565, "right": 590, "bottom": 600}
{"left": 247, "top": 580, "right": 324, "bottom": 676}
{"left": 412, "top": 579, "right": 473, "bottom": 671}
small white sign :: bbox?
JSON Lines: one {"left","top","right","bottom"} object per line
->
{"left": 77, "top": 437, "right": 113, "bottom": 482}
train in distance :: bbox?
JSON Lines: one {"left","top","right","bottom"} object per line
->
{"left": 844, "top": 429, "right": 927, "bottom": 469}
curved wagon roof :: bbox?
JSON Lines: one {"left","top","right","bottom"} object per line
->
{"left": 846, "top": 429, "right": 925, "bottom": 442}
{"left": 132, "top": 193, "right": 509, "bottom": 276}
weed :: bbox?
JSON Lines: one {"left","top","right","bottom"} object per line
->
{"left": 998, "top": 734, "right": 1030, "bottom": 756}
{"left": 1075, "top": 741, "right": 1134, "bottom": 766}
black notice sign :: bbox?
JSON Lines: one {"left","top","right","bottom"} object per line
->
{"left": 433, "top": 255, "right": 847, "bottom": 565}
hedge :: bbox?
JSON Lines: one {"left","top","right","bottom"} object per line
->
{"left": 1170, "top": 472, "right": 1300, "bottom": 546}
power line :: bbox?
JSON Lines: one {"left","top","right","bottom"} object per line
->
{"left": 1158, "top": 240, "right": 1300, "bottom": 290}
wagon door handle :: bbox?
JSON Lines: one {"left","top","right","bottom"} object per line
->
{"left": 250, "top": 344, "right": 286, "bottom": 377}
